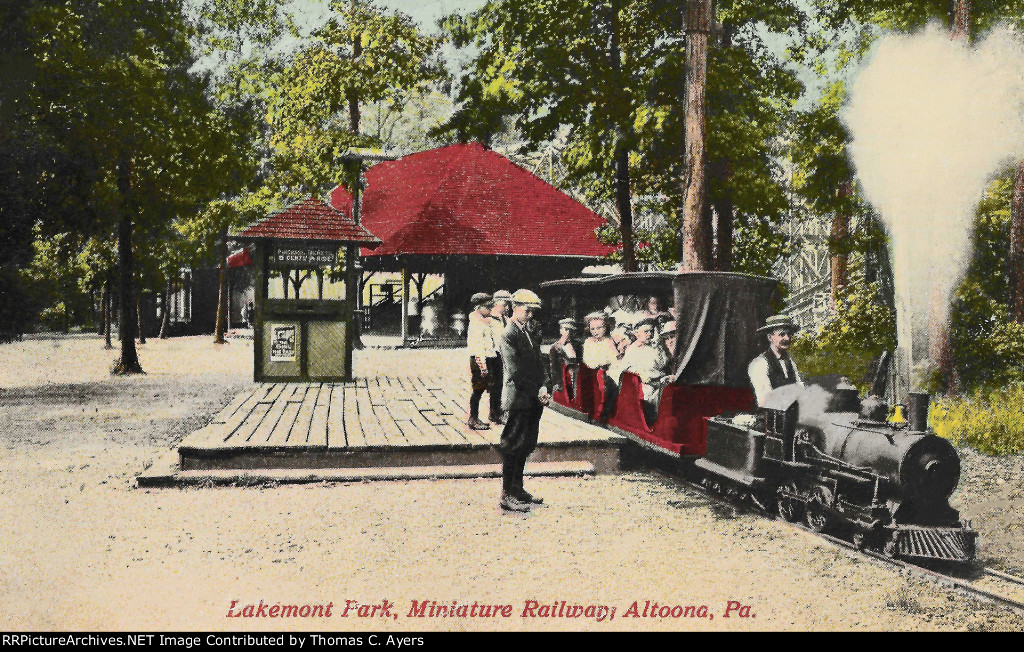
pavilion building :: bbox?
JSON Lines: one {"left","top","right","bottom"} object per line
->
{"left": 329, "top": 142, "right": 613, "bottom": 343}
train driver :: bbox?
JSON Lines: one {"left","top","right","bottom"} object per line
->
{"left": 747, "top": 314, "right": 803, "bottom": 406}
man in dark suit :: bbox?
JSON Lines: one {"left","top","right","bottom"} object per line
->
{"left": 498, "top": 289, "right": 549, "bottom": 512}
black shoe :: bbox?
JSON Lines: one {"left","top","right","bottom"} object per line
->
{"left": 500, "top": 494, "right": 531, "bottom": 512}
{"left": 467, "top": 417, "right": 491, "bottom": 430}
{"left": 516, "top": 489, "right": 544, "bottom": 505}
{"left": 490, "top": 414, "right": 505, "bottom": 425}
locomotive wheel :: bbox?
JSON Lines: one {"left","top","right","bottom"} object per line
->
{"left": 777, "top": 484, "right": 802, "bottom": 522}
{"left": 804, "top": 488, "right": 832, "bottom": 533}
{"left": 805, "top": 499, "right": 829, "bottom": 533}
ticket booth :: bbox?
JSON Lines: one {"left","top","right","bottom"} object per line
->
{"left": 234, "top": 197, "right": 381, "bottom": 382}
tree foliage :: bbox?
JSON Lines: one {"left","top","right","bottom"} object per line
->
{"left": 264, "top": 0, "right": 446, "bottom": 194}
{"left": 3, "top": 0, "right": 252, "bottom": 370}
{"left": 439, "top": 0, "right": 803, "bottom": 275}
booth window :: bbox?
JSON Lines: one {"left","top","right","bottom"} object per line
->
{"left": 266, "top": 267, "right": 346, "bottom": 301}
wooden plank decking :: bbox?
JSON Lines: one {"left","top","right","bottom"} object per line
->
{"left": 178, "top": 376, "right": 617, "bottom": 457}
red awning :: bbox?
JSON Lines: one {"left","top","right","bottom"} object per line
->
{"left": 227, "top": 248, "right": 253, "bottom": 268}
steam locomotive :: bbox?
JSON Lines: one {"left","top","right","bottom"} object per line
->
{"left": 539, "top": 271, "right": 977, "bottom": 563}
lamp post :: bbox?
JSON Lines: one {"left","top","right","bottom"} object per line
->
{"left": 337, "top": 149, "right": 398, "bottom": 351}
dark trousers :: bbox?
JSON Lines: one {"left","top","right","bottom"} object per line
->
{"left": 469, "top": 357, "right": 490, "bottom": 421}
{"left": 599, "top": 376, "right": 619, "bottom": 421}
{"left": 488, "top": 356, "right": 503, "bottom": 420}
{"left": 499, "top": 401, "right": 544, "bottom": 495}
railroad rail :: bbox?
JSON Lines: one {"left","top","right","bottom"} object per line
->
{"left": 666, "top": 471, "right": 1024, "bottom": 617}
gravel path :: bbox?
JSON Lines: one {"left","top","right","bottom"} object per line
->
{"left": 0, "top": 334, "right": 1021, "bottom": 631}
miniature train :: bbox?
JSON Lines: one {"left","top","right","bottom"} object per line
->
{"left": 539, "top": 271, "right": 977, "bottom": 563}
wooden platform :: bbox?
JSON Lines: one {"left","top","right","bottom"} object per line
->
{"left": 141, "top": 376, "right": 624, "bottom": 485}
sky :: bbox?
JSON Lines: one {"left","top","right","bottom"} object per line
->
{"left": 283, "top": 0, "right": 844, "bottom": 109}
{"left": 289, "top": 0, "right": 486, "bottom": 32}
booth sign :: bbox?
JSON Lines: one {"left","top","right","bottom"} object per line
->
{"left": 271, "top": 244, "right": 337, "bottom": 267}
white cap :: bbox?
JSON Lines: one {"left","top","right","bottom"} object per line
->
{"left": 511, "top": 289, "right": 541, "bottom": 308}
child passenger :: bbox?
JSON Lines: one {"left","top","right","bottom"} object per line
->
{"left": 582, "top": 312, "right": 618, "bottom": 370}
{"left": 619, "top": 317, "right": 672, "bottom": 421}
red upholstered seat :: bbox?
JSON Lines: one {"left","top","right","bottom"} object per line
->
{"left": 591, "top": 368, "right": 608, "bottom": 421}
{"left": 574, "top": 364, "right": 598, "bottom": 415}
{"left": 608, "top": 372, "right": 651, "bottom": 433}
{"left": 606, "top": 377, "right": 755, "bottom": 455}
{"left": 649, "top": 384, "right": 755, "bottom": 454}
{"left": 552, "top": 364, "right": 755, "bottom": 456}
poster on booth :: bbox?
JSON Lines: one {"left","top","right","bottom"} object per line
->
{"left": 269, "top": 324, "right": 297, "bottom": 362}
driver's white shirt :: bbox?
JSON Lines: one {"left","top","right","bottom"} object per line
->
{"left": 747, "top": 349, "right": 802, "bottom": 406}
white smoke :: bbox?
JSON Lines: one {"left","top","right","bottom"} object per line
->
{"left": 843, "top": 23, "right": 1024, "bottom": 387}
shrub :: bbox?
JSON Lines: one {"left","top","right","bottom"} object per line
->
{"left": 931, "top": 383, "right": 1024, "bottom": 455}
{"left": 790, "top": 268, "right": 895, "bottom": 393}
{"left": 37, "top": 302, "right": 70, "bottom": 332}
{"left": 0, "top": 266, "right": 37, "bottom": 341}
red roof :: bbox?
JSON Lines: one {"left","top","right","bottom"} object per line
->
{"left": 329, "top": 142, "right": 613, "bottom": 258}
{"left": 235, "top": 197, "right": 382, "bottom": 246}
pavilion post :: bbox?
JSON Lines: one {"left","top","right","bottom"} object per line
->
{"left": 401, "top": 265, "right": 410, "bottom": 346}
{"left": 345, "top": 244, "right": 357, "bottom": 375}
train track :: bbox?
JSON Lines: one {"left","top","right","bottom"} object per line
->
{"left": 812, "top": 528, "right": 1024, "bottom": 617}
{"left": 668, "top": 472, "right": 1024, "bottom": 617}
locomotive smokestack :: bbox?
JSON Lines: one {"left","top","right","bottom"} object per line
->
{"left": 908, "top": 392, "right": 930, "bottom": 432}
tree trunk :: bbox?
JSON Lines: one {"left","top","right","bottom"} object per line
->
{"left": 92, "top": 287, "right": 100, "bottom": 334}
{"left": 712, "top": 196, "right": 733, "bottom": 272}
{"left": 679, "top": 0, "right": 713, "bottom": 271}
{"left": 159, "top": 275, "right": 171, "bottom": 339}
{"left": 98, "top": 283, "right": 108, "bottom": 337}
{"left": 111, "top": 153, "right": 143, "bottom": 374}
{"left": 1010, "top": 161, "right": 1024, "bottom": 322}
{"left": 606, "top": 2, "right": 636, "bottom": 272}
{"left": 348, "top": 0, "right": 363, "bottom": 134}
{"left": 214, "top": 226, "right": 228, "bottom": 344}
{"left": 136, "top": 289, "right": 146, "bottom": 344}
{"left": 709, "top": 157, "right": 733, "bottom": 271}
{"left": 104, "top": 276, "right": 113, "bottom": 349}
{"left": 951, "top": 0, "right": 970, "bottom": 40}
{"left": 929, "top": 296, "right": 960, "bottom": 395}
{"left": 613, "top": 137, "right": 637, "bottom": 272}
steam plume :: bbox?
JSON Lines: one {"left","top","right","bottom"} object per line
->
{"left": 843, "top": 23, "right": 1024, "bottom": 387}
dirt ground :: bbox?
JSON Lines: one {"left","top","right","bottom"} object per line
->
{"left": 1, "top": 334, "right": 1022, "bottom": 631}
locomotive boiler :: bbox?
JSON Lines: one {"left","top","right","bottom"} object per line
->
{"left": 699, "top": 382, "right": 976, "bottom": 562}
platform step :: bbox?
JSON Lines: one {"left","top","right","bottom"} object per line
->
{"left": 138, "top": 460, "right": 594, "bottom": 488}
